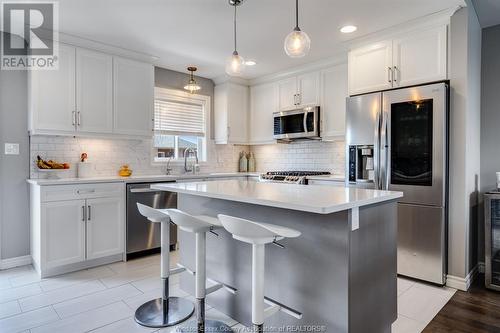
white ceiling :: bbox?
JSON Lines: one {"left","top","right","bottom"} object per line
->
{"left": 51, "top": 0, "right": 465, "bottom": 79}
{"left": 472, "top": 0, "right": 500, "bottom": 28}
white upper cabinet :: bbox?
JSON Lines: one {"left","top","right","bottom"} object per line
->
{"left": 277, "top": 72, "right": 320, "bottom": 111}
{"left": 348, "top": 40, "right": 393, "bottom": 96}
{"left": 277, "top": 77, "right": 298, "bottom": 111}
{"left": 76, "top": 49, "right": 113, "bottom": 133}
{"left": 249, "top": 82, "right": 277, "bottom": 145}
{"left": 30, "top": 44, "right": 76, "bottom": 133}
{"left": 29, "top": 42, "right": 154, "bottom": 137}
{"left": 320, "top": 63, "right": 348, "bottom": 140}
{"left": 113, "top": 57, "right": 154, "bottom": 136}
{"left": 214, "top": 82, "right": 249, "bottom": 144}
{"left": 348, "top": 25, "right": 448, "bottom": 95}
{"left": 392, "top": 25, "right": 447, "bottom": 88}
{"left": 297, "top": 72, "right": 320, "bottom": 106}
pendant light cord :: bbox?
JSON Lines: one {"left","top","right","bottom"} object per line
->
{"left": 233, "top": 5, "right": 237, "bottom": 52}
{"left": 295, "top": 0, "right": 299, "bottom": 29}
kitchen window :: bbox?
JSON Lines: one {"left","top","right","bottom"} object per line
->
{"left": 152, "top": 88, "right": 210, "bottom": 163}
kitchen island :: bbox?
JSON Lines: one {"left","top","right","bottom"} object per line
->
{"left": 152, "top": 180, "right": 403, "bottom": 333}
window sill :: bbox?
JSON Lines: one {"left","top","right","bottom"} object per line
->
{"left": 151, "top": 158, "right": 208, "bottom": 166}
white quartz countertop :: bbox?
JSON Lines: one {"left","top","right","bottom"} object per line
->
{"left": 151, "top": 179, "right": 402, "bottom": 214}
{"left": 27, "top": 172, "right": 260, "bottom": 186}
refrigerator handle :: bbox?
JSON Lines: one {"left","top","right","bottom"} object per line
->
{"left": 381, "top": 110, "right": 389, "bottom": 190}
{"left": 374, "top": 110, "right": 381, "bottom": 190}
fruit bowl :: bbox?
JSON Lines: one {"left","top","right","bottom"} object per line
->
{"left": 37, "top": 168, "right": 70, "bottom": 179}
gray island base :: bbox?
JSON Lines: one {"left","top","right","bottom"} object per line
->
{"left": 152, "top": 180, "right": 401, "bottom": 333}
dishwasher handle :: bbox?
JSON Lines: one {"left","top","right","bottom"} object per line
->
{"left": 129, "top": 188, "right": 164, "bottom": 193}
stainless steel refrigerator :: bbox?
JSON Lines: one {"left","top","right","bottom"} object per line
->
{"left": 346, "top": 82, "right": 449, "bottom": 285}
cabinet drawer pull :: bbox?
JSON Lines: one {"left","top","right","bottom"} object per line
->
{"left": 87, "top": 206, "right": 91, "bottom": 221}
{"left": 77, "top": 189, "right": 95, "bottom": 194}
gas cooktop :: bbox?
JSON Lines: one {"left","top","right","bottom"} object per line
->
{"left": 265, "top": 171, "right": 331, "bottom": 176}
{"left": 260, "top": 171, "right": 331, "bottom": 184}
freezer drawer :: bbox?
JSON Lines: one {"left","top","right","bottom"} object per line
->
{"left": 397, "top": 203, "right": 446, "bottom": 285}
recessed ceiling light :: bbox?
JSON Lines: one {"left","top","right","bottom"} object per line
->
{"left": 340, "top": 25, "right": 357, "bottom": 33}
{"left": 245, "top": 60, "right": 257, "bottom": 66}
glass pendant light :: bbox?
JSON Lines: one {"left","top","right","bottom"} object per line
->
{"left": 284, "top": 0, "right": 310, "bottom": 58}
{"left": 225, "top": 0, "right": 245, "bottom": 76}
{"left": 184, "top": 67, "right": 201, "bottom": 94}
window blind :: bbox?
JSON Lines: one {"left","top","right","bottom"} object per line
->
{"left": 154, "top": 98, "right": 205, "bottom": 136}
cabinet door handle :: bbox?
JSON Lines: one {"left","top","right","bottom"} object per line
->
{"left": 72, "top": 111, "right": 76, "bottom": 126}
{"left": 393, "top": 66, "right": 398, "bottom": 82}
{"left": 388, "top": 67, "right": 392, "bottom": 83}
{"left": 87, "top": 206, "right": 91, "bottom": 221}
{"left": 297, "top": 93, "right": 301, "bottom": 105}
{"left": 77, "top": 111, "right": 81, "bottom": 126}
{"left": 82, "top": 205, "right": 86, "bottom": 221}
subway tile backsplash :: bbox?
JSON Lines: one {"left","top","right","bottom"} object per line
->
{"left": 30, "top": 136, "right": 248, "bottom": 179}
{"left": 251, "top": 140, "right": 345, "bottom": 175}
{"left": 30, "top": 136, "right": 345, "bottom": 179}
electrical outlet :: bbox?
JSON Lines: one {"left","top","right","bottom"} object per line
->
{"left": 4, "top": 143, "right": 20, "bottom": 155}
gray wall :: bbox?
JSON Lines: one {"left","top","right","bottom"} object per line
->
{"left": 479, "top": 24, "right": 500, "bottom": 262}
{"left": 0, "top": 33, "right": 30, "bottom": 260}
{"left": 154, "top": 67, "right": 215, "bottom": 134}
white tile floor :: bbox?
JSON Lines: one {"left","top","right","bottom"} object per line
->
{"left": 0, "top": 253, "right": 455, "bottom": 333}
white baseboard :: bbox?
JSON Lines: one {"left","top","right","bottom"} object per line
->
{"left": 446, "top": 263, "right": 480, "bottom": 291}
{"left": 0, "top": 255, "right": 32, "bottom": 270}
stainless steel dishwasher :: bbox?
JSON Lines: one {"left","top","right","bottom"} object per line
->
{"left": 126, "top": 182, "right": 177, "bottom": 259}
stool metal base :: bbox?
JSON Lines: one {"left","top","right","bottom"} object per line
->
{"left": 135, "top": 297, "right": 194, "bottom": 328}
{"left": 177, "top": 319, "right": 234, "bottom": 333}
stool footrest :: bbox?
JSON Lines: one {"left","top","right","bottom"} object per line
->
{"left": 169, "top": 266, "right": 186, "bottom": 276}
{"left": 176, "top": 263, "right": 195, "bottom": 275}
{"left": 207, "top": 278, "right": 238, "bottom": 295}
{"left": 264, "top": 296, "right": 303, "bottom": 320}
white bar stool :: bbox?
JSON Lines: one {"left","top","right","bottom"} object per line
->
{"left": 167, "top": 209, "right": 236, "bottom": 333}
{"left": 218, "top": 215, "right": 302, "bottom": 333}
{"left": 134, "top": 203, "right": 195, "bottom": 328}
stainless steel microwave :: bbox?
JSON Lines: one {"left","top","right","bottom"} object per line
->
{"left": 273, "top": 106, "right": 320, "bottom": 140}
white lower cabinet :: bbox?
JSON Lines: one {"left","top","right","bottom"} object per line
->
{"left": 86, "top": 197, "right": 124, "bottom": 260}
{"left": 31, "top": 183, "right": 125, "bottom": 277}
{"left": 42, "top": 200, "right": 86, "bottom": 269}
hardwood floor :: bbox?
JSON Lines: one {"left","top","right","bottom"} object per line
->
{"left": 424, "top": 274, "right": 500, "bottom": 333}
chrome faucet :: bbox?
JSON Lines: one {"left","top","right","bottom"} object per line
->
{"left": 184, "top": 148, "right": 199, "bottom": 173}
{"left": 164, "top": 157, "right": 172, "bottom": 175}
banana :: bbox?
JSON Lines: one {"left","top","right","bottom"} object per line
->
{"left": 37, "top": 156, "right": 66, "bottom": 169}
